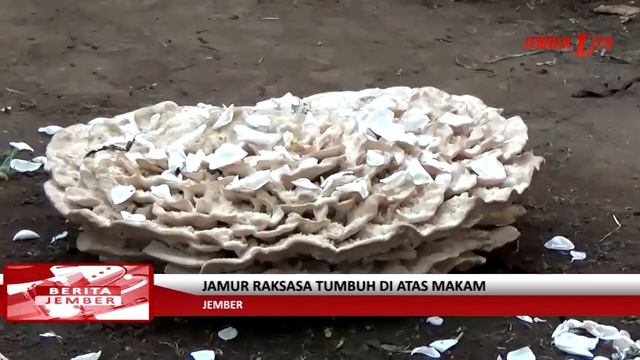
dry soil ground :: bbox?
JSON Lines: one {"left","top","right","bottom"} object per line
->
{"left": 0, "top": 0, "right": 639, "bottom": 359}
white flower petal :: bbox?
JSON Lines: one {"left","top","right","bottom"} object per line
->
{"left": 150, "top": 184, "right": 173, "bottom": 202}
{"left": 516, "top": 316, "right": 533, "bottom": 324}
{"left": 120, "top": 211, "right": 146, "bottom": 222}
{"left": 190, "top": 350, "right": 216, "bottom": 360}
{"left": 570, "top": 250, "right": 586, "bottom": 262}
{"left": 245, "top": 113, "right": 271, "bottom": 128}
{"left": 468, "top": 155, "right": 506, "bottom": 184}
{"left": 38, "top": 125, "right": 64, "bottom": 136}
{"left": 10, "top": 159, "right": 42, "bottom": 172}
{"left": 506, "top": 346, "right": 535, "bottom": 360}
{"left": 429, "top": 338, "right": 458, "bottom": 353}
{"left": 50, "top": 231, "right": 69, "bottom": 244}
{"left": 544, "top": 236, "right": 575, "bottom": 251}
{"left": 38, "top": 331, "right": 62, "bottom": 340}
{"left": 206, "top": 143, "right": 248, "bottom": 170}
{"left": 32, "top": 156, "right": 48, "bottom": 164}
{"left": 226, "top": 171, "right": 271, "bottom": 192}
{"left": 407, "top": 158, "right": 433, "bottom": 185}
{"left": 217, "top": 326, "right": 238, "bottom": 341}
{"left": 10, "top": 141, "right": 34, "bottom": 152}
{"left": 212, "top": 105, "right": 234, "bottom": 130}
{"left": 109, "top": 185, "right": 136, "bottom": 205}
{"left": 292, "top": 178, "right": 321, "bottom": 191}
{"left": 410, "top": 346, "right": 440, "bottom": 358}
{"left": 70, "top": 351, "right": 101, "bottom": 360}
{"left": 365, "top": 150, "right": 385, "bottom": 167}
{"left": 336, "top": 178, "right": 369, "bottom": 199}
{"left": 12, "top": 229, "right": 40, "bottom": 241}
{"left": 185, "top": 150, "right": 206, "bottom": 173}
{"left": 425, "top": 316, "right": 444, "bottom": 326}
{"left": 553, "top": 332, "right": 598, "bottom": 357}
{"left": 233, "top": 125, "right": 281, "bottom": 147}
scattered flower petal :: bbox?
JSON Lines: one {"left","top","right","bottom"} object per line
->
{"left": 150, "top": 184, "right": 173, "bottom": 202}
{"left": 50, "top": 231, "right": 69, "bottom": 244}
{"left": 292, "top": 178, "right": 321, "bottom": 191}
{"left": 366, "top": 150, "right": 385, "bottom": 167}
{"left": 10, "top": 141, "right": 34, "bottom": 152}
{"left": 570, "top": 250, "right": 586, "bottom": 262}
{"left": 579, "top": 321, "right": 620, "bottom": 340}
{"left": 426, "top": 316, "right": 444, "bottom": 326}
{"left": 70, "top": 351, "right": 102, "bottom": 360}
{"left": 32, "top": 156, "right": 47, "bottom": 165}
{"left": 429, "top": 338, "right": 458, "bottom": 353}
{"left": 410, "top": 346, "right": 440, "bottom": 358}
{"left": 10, "top": 159, "right": 42, "bottom": 172}
{"left": 298, "top": 157, "right": 319, "bottom": 169}
{"left": 226, "top": 171, "right": 272, "bottom": 192}
{"left": 109, "top": 185, "right": 136, "bottom": 205}
{"left": 233, "top": 125, "right": 281, "bottom": 147}
{"left": 553, "top": 331, "right": 598, "bottom": 357}
{"left": 38, "top": 125, "right": 64, "bottom": 136}
{"left": 217, "top": 327, "right": 238, "bottom": 341}
{"left": 159, "top": 170, "right": 182, "bottom": 182}
{"left": 468, "top": 155, "right": 506, "bottom": 184}
{"left": 206, "top": 143, "right": 248, "bottom": 170}
{"left": 438, "top": 112, "right": 474, "bottom": 127}
{"left": 12, "top": 229, "right": 40, "bottom": 241}
{"left": 120, "top": 211, "right": 146, "bottom": 222}
{"left": 189, "top": 350, "right": 216, "bottom": 360}
{"left": 185, "top": 150, "right": 206, "bottom": 173}
{"left": 336, "top": 178, "right": 369, "bottom": 199}
{"left": 400, "top": 110, "right": 430, "bottom": 133}
{"left": 212, "top": 105, "right": 234, "bottom": 130}
{"left": 612, "top": 334, "right": 635, "bottom": 355}
{"left": 517, "top": 316, "right": 533, "bottom": 324}
{"left": 38, "top": 331, "right": 62, "bottom": 340}
{"left": 407, "top": 158, "right": 433, "bottom": 185}
{"left": 544, "top": 236, "right": 575, "bottom": 251}
{"left": 365, "top": 108, "right": 406, "bottom": 142}
{"left": 245, "top": 114, "right": 271, "bottom": 128}
{"left": 506, "top": 346, "right": 535, "bottom": 360}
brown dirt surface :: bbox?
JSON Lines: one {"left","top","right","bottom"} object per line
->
{"left": 1, "top": 0, "right": 639, "bottom": 359}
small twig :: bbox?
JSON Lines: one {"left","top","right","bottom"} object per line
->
{"left": 573, "top": 77, "right": 640, "bottom": 98}
{"left": 536, "top": 57, "right": 557, "bottom": 66}
{"left": 159, "top": 340, "right": 184, "bottom": 357}
{"left": 455, "top": 57, "right": 495, "bottom": 74}
{"left": 5, "top": 87, "right": 24, "bottom": 95}
{"left": 598, "top": 214, "right": 622, "bottom": 242}
{"left": 485, "top": 49, "right": 548, "bottom": 64}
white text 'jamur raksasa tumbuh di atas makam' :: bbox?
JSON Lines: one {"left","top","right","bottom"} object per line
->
{"left": 43, "top": 86, "right": 543, "bottom": 274}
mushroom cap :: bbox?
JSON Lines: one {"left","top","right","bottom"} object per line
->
{"left": 44, "top": 87, "right": 543, "bottom": 273}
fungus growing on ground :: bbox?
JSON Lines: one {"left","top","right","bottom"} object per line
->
{"left": 44, "top": 86, "right": 543, "bottom": 273}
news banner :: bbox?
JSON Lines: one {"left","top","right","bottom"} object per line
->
{"left": 2, "top": 264, "right": 640, "bottom": 322}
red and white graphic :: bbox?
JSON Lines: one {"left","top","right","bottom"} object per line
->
{"left": 3, "top": 264, "right": 152, "bottom": 322}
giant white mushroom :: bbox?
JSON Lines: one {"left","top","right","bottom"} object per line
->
{"left": 43, "top": 86, "right": 543, "bottom": 273}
